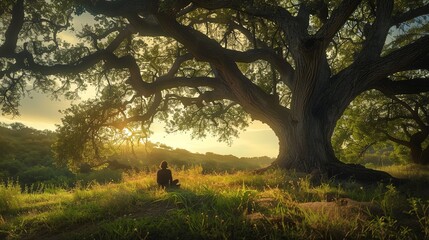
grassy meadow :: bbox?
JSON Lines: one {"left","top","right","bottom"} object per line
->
{"left": 1, "top": 165, "right": 429, "bottom": 240}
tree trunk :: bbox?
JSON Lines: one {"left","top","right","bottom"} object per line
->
{"left": 273, "top": 114, "right": 337, "bottom": 171}
{"left": 410, "top": 145, "right": 429, "bottom": 165}
{"left": 421, "top": 147, "right": 429, "bottom": 165}
{"left": 268, "top": 109, "right": 397, "bottom": 183}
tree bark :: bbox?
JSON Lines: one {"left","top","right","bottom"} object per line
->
{"left": 421, "top": 147, "right": 429, "bottom": 165}
{"left": 268, "top": 109, "right": 396, "bottom": 183}
{"left": 410, "top": 144, "right": 429, "bottom": 165}
{"left": 272, "top": 113, "right": 337, "bottom": 171}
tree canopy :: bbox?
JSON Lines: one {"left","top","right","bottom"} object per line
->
{"left": 334, "top": 89, "right": 429, "bottom": 165}
{"left": 1, "top": 0, "right": 428, "bottom": 181}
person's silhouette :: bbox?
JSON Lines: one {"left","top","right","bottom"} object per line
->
{"left": 157, "top": 161, "right": 180, "bottom": 188}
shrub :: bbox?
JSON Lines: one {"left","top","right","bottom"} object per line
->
{"left": 76, "top": 168, "right": 123, "bottom": 185}
{"left": 0, "top": 180, "right": 21, "bottom": 213}
{"left": 408, "top": 198, "right": 429, "bottom": 239}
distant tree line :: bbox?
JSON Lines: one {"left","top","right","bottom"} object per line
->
{"left": 0, "top": 122, "right": 73, "bottom": 187}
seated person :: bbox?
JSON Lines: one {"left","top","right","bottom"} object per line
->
{"left": 157, "top": 161, "right": 180, "bottom": 188}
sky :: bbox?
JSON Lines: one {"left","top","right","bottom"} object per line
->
{"left": 0, "top": 91, "right": 279, "bottom": 158}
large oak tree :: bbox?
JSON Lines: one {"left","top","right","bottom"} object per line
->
{"left": 1, "top": 0, "right": 429, "bottom": 182}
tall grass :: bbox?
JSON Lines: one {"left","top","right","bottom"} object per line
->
{"left": 0, "top": 181, "right": 21, "bottom": 214}
{"left": 0, "top": 165, "right": 428, "bottom": 239}
{"left": 375, "top": 164, "right": 429, "bottom": 180}
{"left": 408, "top": 198, "right": 429, "bottom": 239}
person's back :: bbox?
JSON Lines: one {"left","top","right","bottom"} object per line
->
{"left": 157, "top": 168, "right": 172, "bottom": 188}
{"left": 156, "top": 161, "right": 180, "bottom": 188}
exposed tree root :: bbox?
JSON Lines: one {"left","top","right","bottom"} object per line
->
{"left": 254, "top": 161, "right": 406, "bottom": 185}
{"left": 324, "top": 162, "right": 405, "bottom": 185}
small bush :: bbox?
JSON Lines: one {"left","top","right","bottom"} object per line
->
{"left": 380, "top": 184, "right": 404, "bottom": 217}
{"left": 408, "top": 198, "right": 429, "bottom": 239}
{"left": 76, "top": 168, "right": 123, "bottom": 185}
{"left": 0, "top": 180, "right": 21, "bottom": 213}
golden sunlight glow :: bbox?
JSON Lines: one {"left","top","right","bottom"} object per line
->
{"left": 0, "top": 92, "right": 278, "bottom": 157}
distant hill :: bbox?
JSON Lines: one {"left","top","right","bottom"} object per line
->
{"left": 109, "top": 144, "right": 273, "bottom": 173}
{"left": 0, "top": 122, "right": 73, "bottom": 187}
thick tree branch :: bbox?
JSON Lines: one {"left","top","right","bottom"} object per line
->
{"left": 386, "top": 94, "right": 427, "bottom": 130}
{"left": 126, "top": 14, "right": 165, "bottom": 37}
{"left": 1, "top": 26, "right": 135, "bottom": 80}
{"left": 191, "top": 0, "right": 304, "bottom": 48}
{"left": 402, "top": 124, "right": 413, "bottom": 138}
{"left": 409, "top": 54, "right": 429, "bottom": 70}
{"left": 165, "top": 89, "right": 234, "bottom": 108}
{"left": 303, "top": 0, "right": 329, "bottom": 24}
{"left": 152, "top": 52, "right": 234, "bottom": 96}
{"left": 106, "top": 54, "right": 233, "bottom": 98}
{"left": 103, "top": 54, "right": 151, "bottom": 96}
{"left": 23, "top": 50, "right": 108, "bottom": 75}
{"left": 368, "top": 35, "right": 429, "bottom": 80}
{"left": 155, "top": 13, "right": 290, "bottom": 124}
{"left": 392, "top": 3, "right": 429, "bottom": 26}
{"left": 0, "top": 0, "right": 24, "bottom": 57}
{"left": 193, "top": 17, "right": 295, "bottom": 87}
{"left": 154, "top": 76, "right": 232, "bottom": 98}
{"left": 382, "top": 130, "right": 412, "bottom": 148}
{"left": 16, "top": 27, "right": 132, "bottom": 75}
{"left": 355, "top": 0, "right": 393, "bottom": 62}
{"left": 224, "top": 49, "right": 294, "bottom": 87}
{"left": 79, "top": 26, "right": 123, "bottom": 49}
{"left": 78, "top": 0, "right": 158, "bottom": 17}
{"left": 157, "top": 53, "right": 193, "bottom": 80}
{"left": 105, "top": 50, "right": 235, "bottom": 100}
{"left": 227, "top": 20, "right": 268, "bottom": 48}
{"left": 177, "top": 2, "right": 196, "bottom": 17}
{"left": 191, "top": 0, "right": 294, "bottom": 22}
{"left": 315, "top": 0, "right": 362, "bottom": 48}
{"left": 374, "top": 78, "right": 429, "bottom": 95}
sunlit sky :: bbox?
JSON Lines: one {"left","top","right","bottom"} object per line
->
{"left": 0, "top": 91, "right": 279, "bottom": 157}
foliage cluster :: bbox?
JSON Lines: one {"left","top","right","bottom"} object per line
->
{"left": 333, "top": 89, "right": 429, "bottom": 166}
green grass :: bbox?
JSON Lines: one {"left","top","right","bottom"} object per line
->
{"left": 375, "top": 164, "right": 429, "bottom": 180}
{"left": 0, "top": 165, "right": 428, "bottom": 239}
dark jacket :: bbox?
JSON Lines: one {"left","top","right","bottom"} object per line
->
{"left": 157, "top": 168, "right": 172, "bottom": 188}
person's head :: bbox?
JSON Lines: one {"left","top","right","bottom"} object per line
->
{"left": 160, "top": 161, "right": 168, "bottom": 169}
